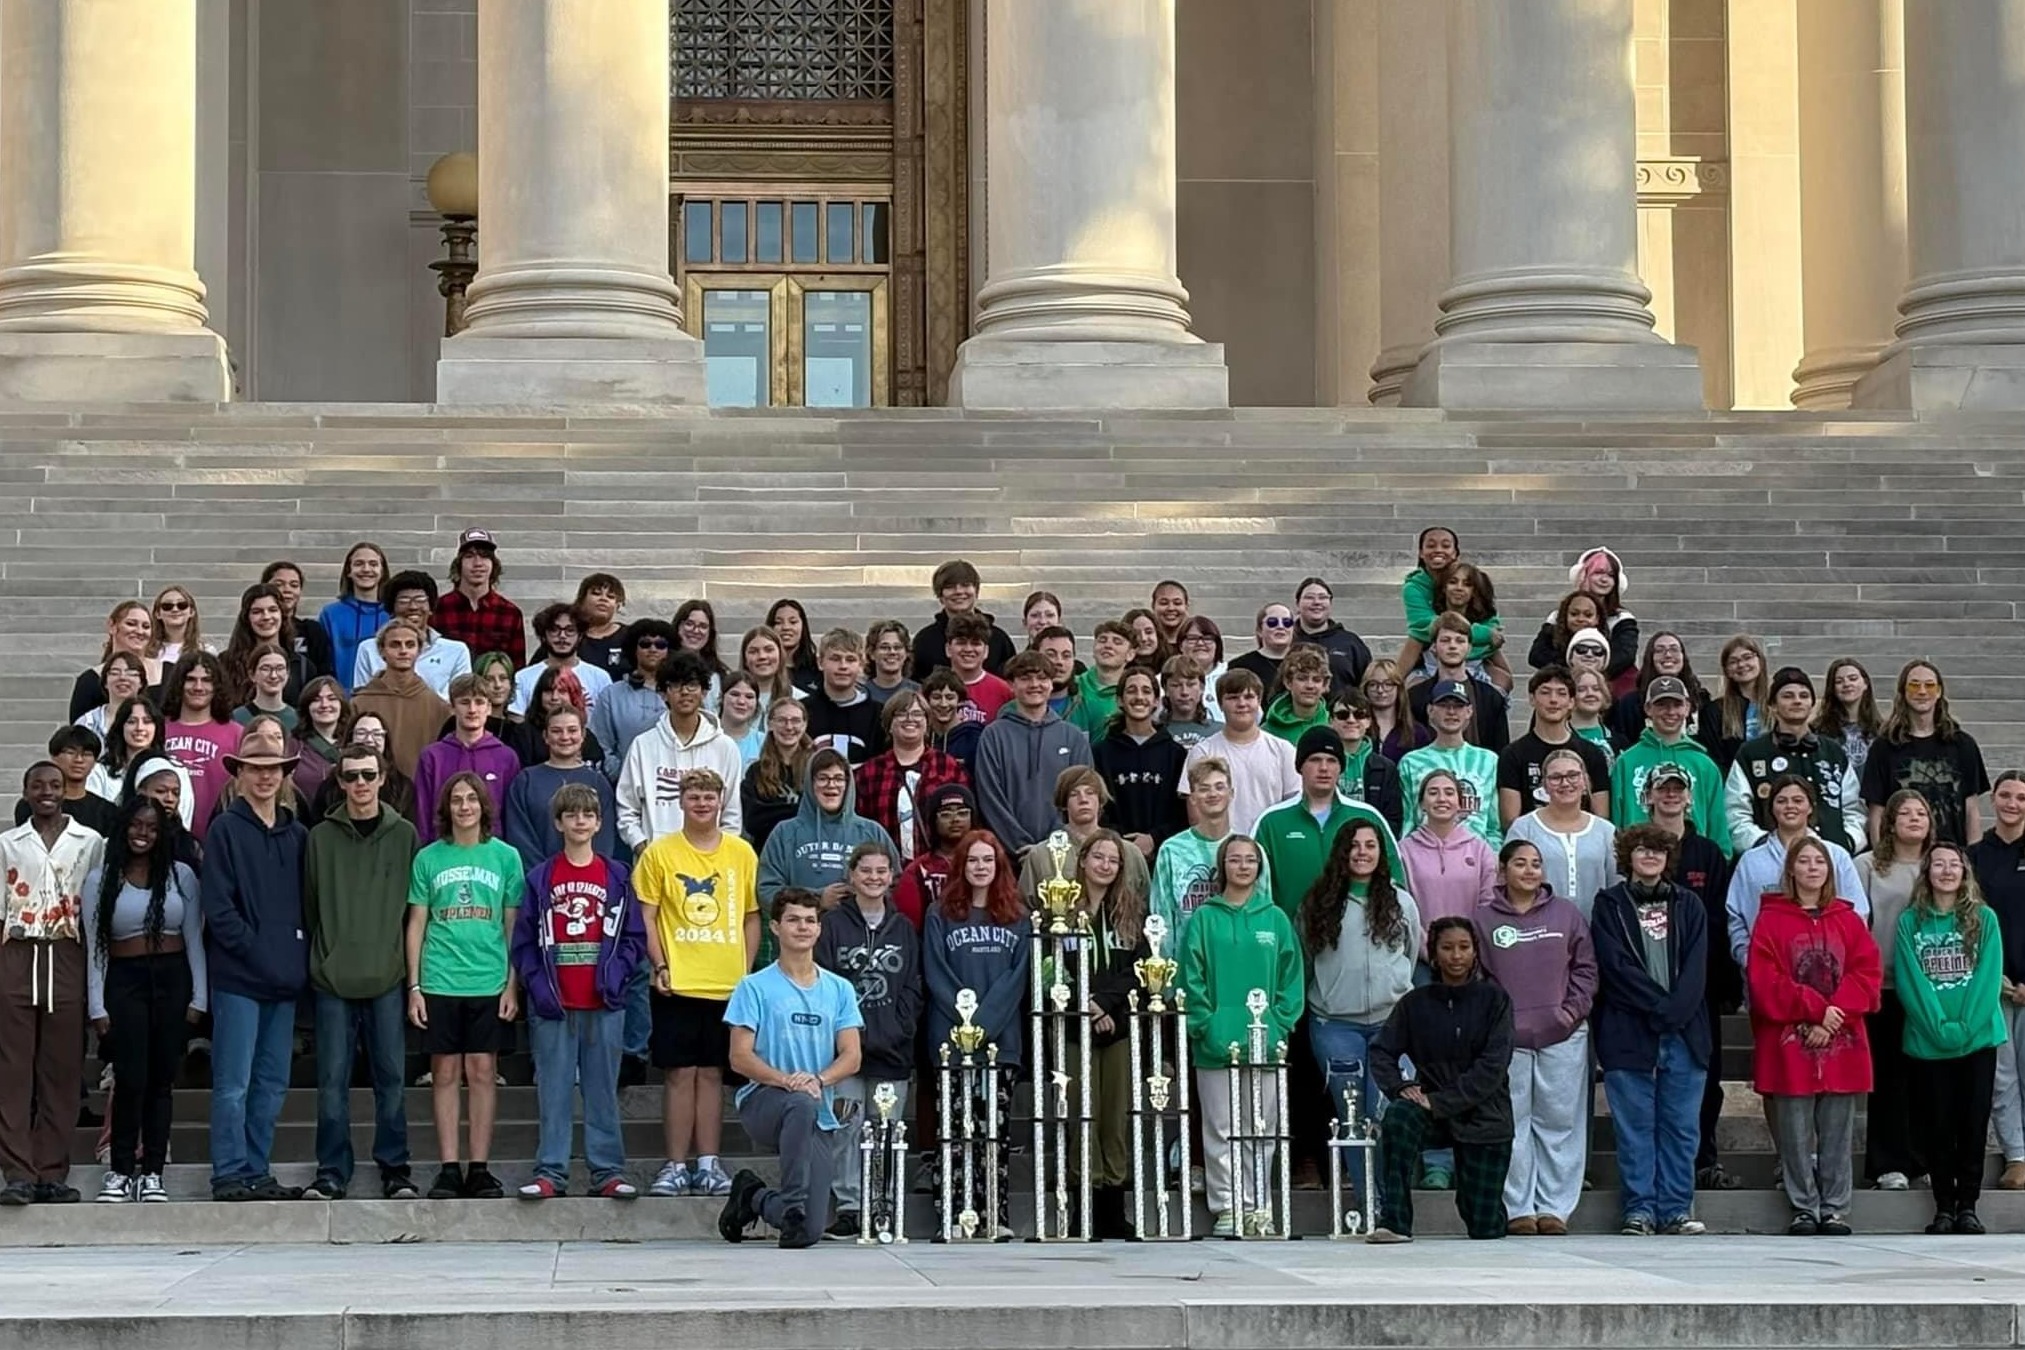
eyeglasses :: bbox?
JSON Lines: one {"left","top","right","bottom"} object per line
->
{"left": 1363, "top": 680, "right": 1397, "bottom": 692}
{"left": 1182, "top": 634, "right": 1215, "bottom": 645}
{"left": 636, "top": 637, "right": 670, "bottom": 650}
{"left": 338, "top": 768, "right": 380, "bottom": 784}
{"left": 1905, "top": 678, "right": 1941, "bottom": 692}
{"left": 547, "top": 625, "right": 578, "bottom": 637}
{"left": 1261, "top": 617, "right": 1296, "bottom": 630}
{"left": 1544, "top": 771, "right": 1586, "bottom": 786}
{"left": 893, "top": 711, "right": 926, "bottom": 724}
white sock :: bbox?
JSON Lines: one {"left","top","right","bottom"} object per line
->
{"left": 697, "top": 1154, "right": 718, "bottom": 1174}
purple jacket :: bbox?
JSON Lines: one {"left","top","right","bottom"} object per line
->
{"left": 1398, "top": 825, "right": 1497, "bottom": 928}
{"left": 413, "top": 732, "right": 521, "bottom": 844}
{"left": 1475, "top": 885, "right": 1597, "bottom": 1050}
{"left": 509, "top": 854, "right": 646, "bottom": 1020}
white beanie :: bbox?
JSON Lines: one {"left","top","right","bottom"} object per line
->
{"left": 1569, "top": 546, "right": 1627, "bottom": 597}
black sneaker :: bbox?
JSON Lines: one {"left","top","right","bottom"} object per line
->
{"left": 1787, "top": 1212, "right": 1820, "bottom": 1236}
{"left": 462, "top": 1164, "right": 504, "bottom": 1199}
{"left": 777, "top": 1207, "right": 818, "bottom": 1249}
{"left": 211, "top": 1180, "right": 256, "bottom": 1203}
{"left": 32, "top": 1182, "right": 80, "bottom": 1204}
{"left": 246, "top": 1177, "right": 303, "bottom": 1201}
{"left": 0, "top": 1181, "right": 33, "bottom": 1206}
{"left": 1817, "top": 1214, "right": 1853, "bottom": 1237}
{"left": 718, "top": 1168, "right": 764, "bottom": 1243}
{"left": 300, "top": 1177, "right": 346, "bottom": 1202}
{"left": 382, "top": 1171, "right": 419, "bottom": 1200}
{"left": 1954, "top": 1209, "right": 1986, "bottom": 1236}
{"left": 1926, "top": 1210, "right": 1957, "bottom": 1235}
{"left": 427, "top": 1164, "right": 465, "bottom": 1199}
{"left": 827, "top": 1210, "right": 861, "bottom": 1240}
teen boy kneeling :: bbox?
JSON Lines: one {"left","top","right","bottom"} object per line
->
{"left": 718, "top": 887, "right": 864, "bottom": 1248}
{"left": 510, "top": 783, "right": 648, "bottom": 1199}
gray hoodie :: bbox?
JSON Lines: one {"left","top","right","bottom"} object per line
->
{"left": 758, "top": 758, "right": 898, "bottom": 902}
{"left": 972, "top": 703, "right": 1093, "bottom": 852}
{"left": 1308, "top": 883, "right": 1423, "bottom": 1023}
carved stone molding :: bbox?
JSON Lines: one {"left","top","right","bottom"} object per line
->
{"left": 1637, "top": 158, "right": 1730, "bottom": 206}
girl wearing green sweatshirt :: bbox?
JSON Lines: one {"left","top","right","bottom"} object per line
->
{"left": 1895, "top": 841, "right": 2008, "bottom": 1235}
{"left": 1180, "top": 834, "right": 1303, "bottom": 1237}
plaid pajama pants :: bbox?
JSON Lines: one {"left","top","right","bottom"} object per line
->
{"left": 1376, "top": 1099, "right": 1512, "bottom": 1239}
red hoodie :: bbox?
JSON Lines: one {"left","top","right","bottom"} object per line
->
{"left": 1745, "top": 891, "right": 1881, "bottom": 1096}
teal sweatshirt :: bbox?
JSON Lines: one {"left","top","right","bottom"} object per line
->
{"left": 1894, "top": 906, "right": 2008, "bottom": 1060}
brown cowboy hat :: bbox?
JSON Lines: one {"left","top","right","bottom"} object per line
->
{"left": 223, "top": 720, "right": 300, "bottom": 774}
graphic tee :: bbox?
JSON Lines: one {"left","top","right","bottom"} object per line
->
{"left": 635, "top": 830, "right": 759, "bottom": 999}
{"left": 1860, "top": 732, "right": 1991, "bottom": 845}
{"left": 545, "top": 855, "right": 611, "bottom": 1010}
{"left": 408, "top": 836, "right": 525, "bottom": 997}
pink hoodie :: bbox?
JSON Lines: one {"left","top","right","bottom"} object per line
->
{"left": 1398, "top": 824, "right": 1498, "bottom": 928}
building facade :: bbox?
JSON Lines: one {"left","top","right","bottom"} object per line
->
{"left": 0, "top": 0, "right": 2019, "bottom": 411}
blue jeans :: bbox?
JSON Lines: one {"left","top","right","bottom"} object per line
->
{"left": 313, "top": 988, "right": 410, "bottom": 1186}
{"left": 209, "top": 990, "right": 296, "bottom": 1190}
{"left": 622, "top": 965, "right": 651, "bottom": 1060}
{"left": 1308, "top": 1015, "right": 1386, "bottom": 1128}
{"left": 529, "top": 1008, "right": 626, "bottom": 1186}
{"left": 1603, "top": 1031, "right": 1706, "bottom": 1224}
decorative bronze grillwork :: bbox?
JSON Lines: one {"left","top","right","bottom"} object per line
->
{"left": 675, "top": 0, "right": 897, "bottom": 101}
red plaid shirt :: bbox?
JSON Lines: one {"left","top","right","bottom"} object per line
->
{"left": 433, "top": 588, "right": 526, "bottom": 667}
{"left": 855, "top": 747, "right": 968, "bottom": 858}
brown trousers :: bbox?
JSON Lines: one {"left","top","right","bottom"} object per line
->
{"left": 0, "top": 938, "right": 86, "bottom": 1184}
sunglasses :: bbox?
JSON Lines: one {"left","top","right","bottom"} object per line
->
{"left": 1261, "top": 617, "right": 1296, "bottom": 630}
{"left": 1905, "top": 679, "right": 1941, "bottom": 692}
{"left": 338, "top": 768, "right": 380, "bottom": 784}
{"left": 636, "top": 637, "right": 670, "bottom": 650}
{"left": 1571, "top": 646, "right": 1607, "bottom": 658}
{"left": 157, "top": 600, "right": 191, "bottom": 613}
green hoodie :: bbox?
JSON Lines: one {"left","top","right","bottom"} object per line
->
{"left": 1894, "top": 906, "right": 2008, "bottom": 1060}
{"left": 1608, "top": 729, "right": 1731, "bottom": 857}
{"left": 1179, "top": 889, "right": 1304, "bottom": 1070}
{"left": 1255, "top": 793, "right": 1405, "bottom": 923}
{"left": 1066, "top": 666, "right": 1122, "bottom": 736}
{"left": 1263, "top": 691, "right": 1330, "bottom": 746}
{"left": 304, "top": 804, "right": 420, "bottom": 1000}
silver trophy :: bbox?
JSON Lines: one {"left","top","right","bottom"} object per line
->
{"left": 937, "top": 989, "right": 1003, "bottom": 1243}
{"left": 1221, "top": 988, "right": 1292, "bottom": 1239}
{"left": 1028, "top": 830, "right": 1094, "bottom": 1242}
{"left": 857, "top": 1081, "right": 910, "bottom": 1245}
{"left": 1127, "top": 912, "right": 1192, "bottom": 1240}
{"left": 1326, "top": 1078, "right": 1379, "bottom": 1239}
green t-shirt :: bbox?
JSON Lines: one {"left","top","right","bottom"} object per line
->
{"left": 408, "top": 836, "right": 525, "bottom": 997}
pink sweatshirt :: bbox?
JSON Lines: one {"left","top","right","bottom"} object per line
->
{"left": 1398, "top": 824, "right": 1498, "bottom": 928}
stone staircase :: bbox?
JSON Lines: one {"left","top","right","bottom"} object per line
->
{"left": 1, "top": 403, "right": 2022, "bottom": 765}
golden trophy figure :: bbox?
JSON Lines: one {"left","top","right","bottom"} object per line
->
{"left": 857, "top": 1081, "right": 909, "bottom": 1245}
{"left": 1029, "top": 830, "right": 1093, "bottom": 1241}
{"left": 1126, "top": 912, "right": 1192, "bottom": 1239}
{"left": 936, "top": 988, "right": 1002, "bottom": 1242}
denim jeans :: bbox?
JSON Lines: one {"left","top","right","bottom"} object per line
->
{"left": 1602, "top": 1030, "right": 1706, "bottom": 1224}
{"left": 622, "top": 965, "right": 652, "bottom": 1061}
{"left": 209, "top": 990, "right": 296, "bottom": 1190}
{"left": 529, "top": 1008, "right": 626, "bottom": 1187}
{"left": 313, "top": 987, "right": 410, "bottom": 1186}
{"left": 1307, "top": 1016, "right": 1386, "bottom": 1128}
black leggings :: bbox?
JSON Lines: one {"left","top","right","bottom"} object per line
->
{"left": 104, "top": 953, "right": 193, "bottom": 1176}
{"left": 1907, "top": 1047, "right": 1997, "bottom": 1214}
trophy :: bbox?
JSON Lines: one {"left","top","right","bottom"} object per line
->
{"left": 857, "top": 1081, "right": 909, "bottom": 1245}
{"left": 1127, "top": 913, "right": 1192, "bottom": 1240}
{"left": 937, "top": 989, "right": 1003, "bottom": 1243}
{"left": 1220, "top": 988, "right": 1292, "bottom": 1239}
{"left": 1325, "top": 1077, "right": 1379, "bottom": 1240}
{"left": 1028, "top": 831, "right": 1093, "bottom": 1241}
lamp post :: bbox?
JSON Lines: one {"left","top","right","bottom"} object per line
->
{"left": 425, "top": 151, "right": 478, "bottom": 336}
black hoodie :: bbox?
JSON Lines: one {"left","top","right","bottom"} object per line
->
{"left": 816, "top": 898, "right": 923, "bottom": 1081}
{"left": 1371, "top": 975, "right": 1514, "bottom": 1144}
{"left": 909, "top": 609, "right": 1018, "bottom": 679}
{"left": 1093, "top": 723, "right": 1188, "bottom": 845}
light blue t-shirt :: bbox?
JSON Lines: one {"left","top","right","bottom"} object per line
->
{"left": 725, "top": 962, "right": 865, "bottom": 1129}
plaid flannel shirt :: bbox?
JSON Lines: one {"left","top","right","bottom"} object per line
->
{"left": 854, "top": 747, "right": 969, "bottom": 856}
{"left": 433, "top": 588, "right": 526, "bottom": 668}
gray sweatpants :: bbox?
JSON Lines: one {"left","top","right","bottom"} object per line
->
{"left": 738, "top": 1085, "right": 837, "bottom": 1232}
{"left": 1503, "top": 1026, "right": 1591, "bottom": 1222}
{"left": 1767, "top": 1092, "right": 1856, "bottom": 1219}
{"left": 1196, "top": 1065, "right": 1281, "bottom": 1216}
{"left": 1990, "top": 1003, "right": 2025, "bottom": 1161}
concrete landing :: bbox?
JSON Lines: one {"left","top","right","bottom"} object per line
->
{"left": 3, "top": 1236, "right": 2023, "bottom": 1349}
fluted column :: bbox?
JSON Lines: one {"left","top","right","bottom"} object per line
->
{"left": 0, "top": 0, "right": 229, "bottom": 401}
{"left": 436, "top": 0, "right": 703, "bottom": 405}
{"left": 1855, "top": 0, "right": 2025, "bottom": 409}
{"left": 1792, "top": 0, "right": 1906, "bottom": 409}
{"left": 1402, "top": 0, "right": 1702, "bottom": 409}
{"left": 1367, "top": 0, "right": 1449, "bottom": 405}
{"left": 947, "top": 0, "right": 1226, "bottom": 409}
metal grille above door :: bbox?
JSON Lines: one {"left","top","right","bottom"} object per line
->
{"left": 675, "top": 0, "right": 898, "bottom": 100}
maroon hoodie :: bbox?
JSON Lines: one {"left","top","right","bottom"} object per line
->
{"left": 1475, "top": 884, "right": 1597, "bottom": 1050}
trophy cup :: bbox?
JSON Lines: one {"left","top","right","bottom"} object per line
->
{"left": 937, "top": 989, "right": 1002, "bottom": 1243}
{"left": 1221, "top": 988, "right": 1293, "bottom": 1240}
{"left": 1127, "top": 912, "right": 1192, "bottom": 1240}
{"left": 1325, "top": 1077, "right": 1379, "bottom": 1240}
{"left": 857, "top": 1081, "right": 909, "bottom": 1245}
{"left": 1028, "top": 830, "right": 1093, "bottom": 1241}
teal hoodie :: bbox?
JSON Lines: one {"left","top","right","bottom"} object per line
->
{"left": 1894, "top": 905, "right": 2008, "bottom": 1060}
{"left": 1179, "top": 888, "right": 1304, "bottom": 1070}
{"left": 1152, "top": 827, "right": 1275, "bottom": 945}
{"left": 758, "top": 758, "right": 898, "bottom": 902}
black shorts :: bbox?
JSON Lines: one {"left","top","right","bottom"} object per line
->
{"left": 423, "top": 992, "right": 506, "bottom": 1057}
{"left": 650, "top": 993, "right": 731, "bottom": 1070}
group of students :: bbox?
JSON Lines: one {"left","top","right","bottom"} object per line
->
{"left": 0, "top": 525, "right": 2016, "bottom": 1246}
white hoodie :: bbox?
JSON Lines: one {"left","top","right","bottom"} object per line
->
{"left": 616, "top": 710, "right": 745, "bottom": 848}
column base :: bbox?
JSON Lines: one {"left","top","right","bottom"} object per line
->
{"left": 1400, "top": 340, "right": 1704, "bottom": 411}
{"left": 436, "top": 334, "right": 707, "bottom": 407}
{"left": 947, "top": 338, "right": 1229, "bottom": 410}
{"left": 0, "top": 330, "right": 229, "bottom": 402}
{"left": 1851, "top": 344, "right": 2025, "bottom": 411}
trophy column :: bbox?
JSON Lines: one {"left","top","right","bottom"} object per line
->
{"left": 1126, "top": 913, "right": 1193, "bottom": 1240}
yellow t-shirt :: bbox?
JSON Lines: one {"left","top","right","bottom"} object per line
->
{"left": 634, "top": 830, "right": 759, "bottom": 1000}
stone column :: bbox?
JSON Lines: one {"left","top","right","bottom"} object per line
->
{"left": 947, "top": 0, "right": 1226, "bottom": 409}
{"left": 1402, "top": 0, "right": 1702, "bottom": 410}
{"left": 436, "top": 0, "right": 704, "bottom": 405}
{"left": 1855, "top": 0, "right": 2025, "bottom": 409}
{"left": 0, "top": 0, "right": 230, "bottom": 401}
{"left": 1366, "top": 0, "right": 1448, "bottom": 405}
{"left": 1792, "top": 0, "right": 1906, "bottom": 409}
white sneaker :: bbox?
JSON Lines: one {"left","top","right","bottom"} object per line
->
{"left": 95, "top": 1171, "right": 133, "bottom": 1203}
{"left": 696, "top": 1160, "right": 733, "bottom": 1196}
{"left": 137, "top": 1174, "right": 168, "bottom": 1203}
{"left": 649, "top": 1160, "right": 692, "bottom": 1197}
{"left": 1876, "top": 1171, "right": 1910, "bottom": 1191}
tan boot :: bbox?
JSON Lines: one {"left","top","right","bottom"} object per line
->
{"left": 1507, "top": 1216, "right": 1540, "bottom": 1236}
{"left": 1536, "top": 1215, "right": 1569, "bottom": 1236}
{"left": 1998, "top": 1161, "right": 2025, "bottom": 1191}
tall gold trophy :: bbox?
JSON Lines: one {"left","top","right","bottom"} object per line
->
{"left": 1126, "top": 911, "right": 1193, "bottom": 1240}
{"left": 1029, "top": 830, "right": 1093, "bottom": 1241}
{"left": 936, "top": 988, "right": 1003, "bottom": 1242}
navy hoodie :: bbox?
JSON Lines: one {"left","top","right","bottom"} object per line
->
{"left": 202, "top": 796, "right": 310, "bottom": 1002}
{"left": 817, "top": 899, "right": 923, "bottom": 1081}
